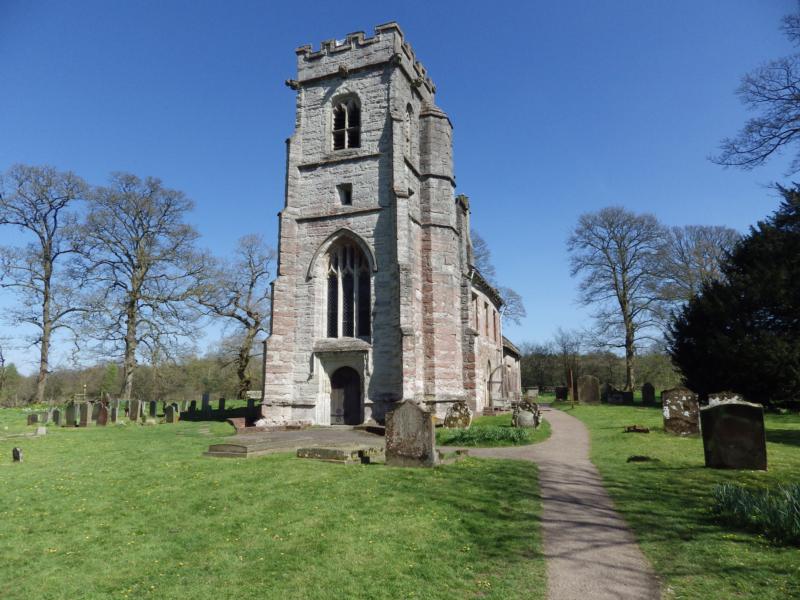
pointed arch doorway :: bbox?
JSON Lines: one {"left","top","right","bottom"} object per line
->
{"left": 330, "top": 367, "right": 362, "bottom": 425}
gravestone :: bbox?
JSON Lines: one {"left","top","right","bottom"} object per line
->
{"left": 661, "top": 387, "right": 699, "bottom": 435}
{"left": 218, "top": 397, "right": 226, "bottom": 412}
{"left": 91, "top": 402, "right": 100, "bottom": 421}
{"left": 79, "top": 403, "right": 91, "bottom": 427}
{"left": 708, "top": 391, "right": 743, "bottom": 405}
{"left": 443, "top": 401, "right": 472, "bottom": 429}
{"left": 189, "top": 400, "right": 197, "bottom": 414}
{"left": 171, "top": 402, "right": 179, "bottom": 415}
{"left": 96, "top": 404, "right": 109, "bottom": 426}
{"left": 512, "top": 400, "right": 540, "bottom": 428}
{"left": 38, "top": 411, "right": 49, "bottom": 424}
{"left": 129, "top": 399, "right": 141, "bottom": 422}
{"left": 700, "top": 400, "right": 766, "bottom": 470}
{"left": 149, "top": 401, "right": 157, "bottom": 418}
{"left": 246, "top": 397, "right": 256, "bottom": 418}
{"left": 12, "top": 447, "right": 22, "bottom": 462}
{"left": 607, "top": 389, "right": 625, "bottom": 405}
{"left": 110, "top": 405, "right": 119, "bottom": 423}
{"left": 577, "top": 375, "right": 600, "bottom": 404}
{"left": 601, "top": 383, "right": 612, "bottom": 403}
{"left": 26, "top": 413, "right": 39, "bottom": 426}
{"left": 554, "top": 386, "right": 568, "bottom": 401}
{"left": 51, "top": 408, "right": 61, "bottom": 426}
{"left": 164, "top": 404, "right": 178, "bottom": 423}
{"left": 65, "top": 404, "right": 78, "bottom": 427}
{"left": 641, "top": 383, "right": 656, "bottom": 406}
{"left": 385, "top": 402, "right": 437, "bottom": 467}
{"left": 201, "top": 393, "right": 210, "bottom": 414}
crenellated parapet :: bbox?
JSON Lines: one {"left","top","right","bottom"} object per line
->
{"left": 293, "top": 22, "right": 436, "bottom": 95}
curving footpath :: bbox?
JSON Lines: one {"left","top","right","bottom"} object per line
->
{"left": 469, "top": 406, "right": 661, "bottom": 600}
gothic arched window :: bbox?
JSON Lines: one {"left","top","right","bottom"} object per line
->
{"left": 327, "top": 241, "right": 371, "bottom": 338}
{"left": 332, "top": 98, "right": 361, "bottom": 150}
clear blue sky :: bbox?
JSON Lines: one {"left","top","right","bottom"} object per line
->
{"left": 0, "top": 0, "right": 795, "bottom": 373}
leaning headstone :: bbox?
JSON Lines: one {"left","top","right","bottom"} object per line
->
{"left": 26, "top": 413, "right": 39, "bottom": 426}
{"left": 577, "top": 375, "right": 600, "bottom": 404}
{"left": 79, "top": 403, "right": 91, "bottom": 427}
{"left": 661, "top": 387, "right": 699, "bottom": 435}
{"left": 385, "top": 402, "right": 437, "bottom": 467}
{"left": 201, "top": 393, "right": 210, "bottom": 414}
{"left": 110, "top": 405, "right": 119, "bottom": 423}
{"left": 51, "top": 408, "right": 61, "bottom": 426}
{"left": 218, "top": 397, "right": 226, "bottom": 412}
{"left": 512, "top": 400, "right": 540, "bottom": 428}
{"left": 129, "top": 399, "right": 141, "bottom": 422}
{"left": 700, "top": 400, "right": 766, "bottom": 470}
{"left": 148, "top": 400, "right": 157, "bottom": 418}
{"left": 554, "top": 386, "right": 568, "bottom": 401}
{"left": 91, "top": 402, "right": 100, "bottom": 421}
{"left": 96, "top": 404, "right": 109, "bottom": 426}
{"left": 65, "top": 404, "right": 78, "bottom": 427}
{"left": 641, "top": 383, "right": 656, "bottom": 406}
{"left": 443, "top": 401, "right": 472, "bottom": 429}
{"left": 164, "top": 404, "right": 178, "bottom": 423}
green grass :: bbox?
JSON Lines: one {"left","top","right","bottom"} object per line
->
{"left": 557, "top": 402, "right": 800, "bottom": 599}
{"left": 0, "top": 408, "right": 546, "bottom": 600}
{"left": 436, "top": 413, "right": 552, "bottom": 447}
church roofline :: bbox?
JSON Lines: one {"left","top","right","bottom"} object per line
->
{"left": 502, "top": 336, "right": 522, "bottom": 358}
{"left": 469, "top": 268, "right": 504, "bottom": 308}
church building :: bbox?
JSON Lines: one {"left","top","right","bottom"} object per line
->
{"left": 261, "top": 22, "right": 522, "bottom": 426}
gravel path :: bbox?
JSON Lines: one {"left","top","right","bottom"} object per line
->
{"left": 469, "top": 406, "right": 661, "bottom": 600}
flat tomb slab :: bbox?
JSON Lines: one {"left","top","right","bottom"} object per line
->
{"left": 296, "top": 445, "right": 385, "bottom": 464}
{"left": 204, "top": 440, "right": 292, "bottom": 458}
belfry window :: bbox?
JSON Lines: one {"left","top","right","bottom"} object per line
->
{"left": 332, "top": 98, "right": 361, "bottom": 150}
{"left": 326, "top": 241, "right": 371, "bottom": 338}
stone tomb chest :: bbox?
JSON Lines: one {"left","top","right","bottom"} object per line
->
{"left": 700, "top": 400, "right": 767, "bottom": 470}
{"left": 661, "top": 387, "right": 699, "bottom": 435}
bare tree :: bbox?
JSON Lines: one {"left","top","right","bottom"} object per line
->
{"left": 196, "top": 234, "right": 275, "bottom": 399}
{"left": 568, "top": 207, "right": 664, "bottom": 391}
{"left": 498, "top": 286, "right": 527, "bottom": 326}
{"left": 653, "top": 225, "right": 740, "bottom": 320}
{"left": 80, "top": 173, "right": 203, "bottom": 400}
{"left": 0, "top": 165, "right": 87, "bottom": 403}
{"left": 713, "top": 9, "right": 800, "bottom": 173}
{"left": 470, "top": 228, "right": 497, "bottom": 283}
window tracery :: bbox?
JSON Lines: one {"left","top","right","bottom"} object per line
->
{"left": 326, "top": 241, "right": 371, "bottom": 338}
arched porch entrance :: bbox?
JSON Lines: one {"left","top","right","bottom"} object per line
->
{"left": 330, "top": 367, "right": 362, "bottom": 425}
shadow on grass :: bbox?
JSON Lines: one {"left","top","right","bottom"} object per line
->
{"left": 766, "top": 428, "right": 800, "bottom": 448}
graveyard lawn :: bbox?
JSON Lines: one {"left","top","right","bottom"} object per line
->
{"left": 437, "top": 413, "right": 552, "bottom": 447}
{"left": 559, "top": 403, "right": 800, "bottom": 599}
{"left": 0, "top": 409, "right": 546, "bottom": 600}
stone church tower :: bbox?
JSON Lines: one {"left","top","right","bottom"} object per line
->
{"left": 262, "top": 23, "right": 520, "bottom": 426}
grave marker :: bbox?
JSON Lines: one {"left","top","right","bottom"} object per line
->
{"left": 65, "top": 404, "right": 78, "bottom": 427}
{"left": 577, "top": 375, "right": 600, "bottom": 404}
{"left": 700, "top": 400, "right": 766, "bottom": 470}
{"left": 149, "top": 401, "right": 157, "bottom": 418}
{"left": 79, "top": 403, "right": 91, "bottom": 427}
{"left": 96, "top": 404, "right": 109, "bottom": 426}
{"left": 661, "top": 387, "right": 699, "bottom": 435}
{"left": 51, "top": 408, "right": 61, "bottom": 426}
{"left": 385, "top": 402, "right": 437, "bottom": 467}
{"left": 641, "top": 383, "right": 656, "bottom": 406}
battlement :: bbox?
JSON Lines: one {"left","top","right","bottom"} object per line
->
{"left": 293, "top": 22, "right": 435, "bottom": 94}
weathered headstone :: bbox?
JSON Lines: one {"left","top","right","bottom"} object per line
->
{"left": 96, "top": 404, "right": 109, "bottom": 426}
{"left": 129, "top": 399, "right": 141, "bottom": 422}
{"left": 607, "top": 389, "right": 624, "bottom": 405}
{"left": 443, "top": 401, "right": 472, "bottom": 429}
{"left": 246, "top": 397, "right": 256, "bottom": 417}
{"left": 110, "top": 405, "right": 119, "bottom": 424}
{"left": 555, "top": 386, "right": 568, "bottom": 401}
{"left": 577, "top": 375, "right": 600, "bottom": 404}
{"left": 26, "top": 413, "right": 39, "bottom": 426}
{"left": 641, "top": 383, "right": 656, "bottom": 406}
{"left": 201, "top": 393, "right": 210, "bottom": 413}
{"left": 218, "top": 397, "right": 226, "bottom": 412}
{"left": 51, "top": 408, "right": 61, "bottom": 426}
{"left": 79, "top": 403, "right": 91, "bottom": 427}
{"left": 189, "top": 400, "right": 197, "bottom": 414}
{"left": 65, "top": 404, "right": 78, "bottom": 427}
{"left": 164, "top": 404, "right": 178, "bottom": 423}
{"left": 512, "top": 400, "right": 540, "bottom": 428}
{"left": 148, "top": 400, "right": 157, "bottom": 418}
{"left": 38, "top": 411, "right": 50, "bottom": 424}
{"left": 661, "top": 387, "right": 699, "bottom": 435}
{"left": 700, "top": 400, "right": 766, "bottom": 470}
{"left": 12, "top": 447, "right": 22, "bottom": 462}
{"left": 91, "top": 402, "right": 100, "bottom": 421}
{"left": 385, "top": 402, "right": 437, "bottom": 467}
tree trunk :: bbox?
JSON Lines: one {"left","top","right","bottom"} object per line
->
{"left": 35, "top": 259, "right": 53, "bottom": 405}
{"left": 122, "top": 298, "right": 138, "bottom": 401}
{"left": 624, "top": 325, "right": 635, "bottom": 392}
{"left": 235, "top": 329, "right": 257, "bottom": 399}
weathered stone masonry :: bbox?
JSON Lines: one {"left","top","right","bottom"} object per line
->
{"left": 262, "top": 23, "right": 521, "bottom": 425}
